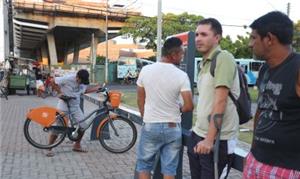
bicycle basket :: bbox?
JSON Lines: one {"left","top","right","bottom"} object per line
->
{"left": 108, "top": 91, "right": 121, "bottom": 108}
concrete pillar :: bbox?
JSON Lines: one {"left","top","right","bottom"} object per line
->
{"left": 90, "top": 33, "right": 99, "bottom": 65}
{"left": 0, "top": 1, "right": 5, "bottom": 61}
{"left": 47, "top": 33, "right": 58, "bottom": 65}
{"left": 73, "top": 40, "right": 79, "bottom": 64}
{"left": 2, "top": 0, "right": 13, "bottom": 61}
{"left": 63, "top": 42, "right": 69, "bottom": 65}
{"left": 36, "top": 49, "right": 42, "bottom": 62}
{"left": 89, "top": 33, "right": 99, "bottom": 83}
{"left": 41, "top": 43, "right": 49, "bottom": 66}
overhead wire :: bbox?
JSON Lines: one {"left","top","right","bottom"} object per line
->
{"left": 124, "top": 0, "right": 138, "bottom": 9}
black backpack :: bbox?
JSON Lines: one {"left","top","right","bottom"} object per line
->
{"left": 210, "top": 51, "right": 252, "bottom": 124}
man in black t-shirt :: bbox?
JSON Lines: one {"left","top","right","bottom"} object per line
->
{"left": 243, "top": 11, "right": 300, "bottom": 178}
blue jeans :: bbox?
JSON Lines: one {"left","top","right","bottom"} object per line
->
{"left": 136, "top": 122, "right": 182, "bottom": 176}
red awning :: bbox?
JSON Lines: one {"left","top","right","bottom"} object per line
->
{"left": 172, "top": 32, "right": 189, "bottom": 46}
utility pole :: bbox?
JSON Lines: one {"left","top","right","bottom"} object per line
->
{"left": 156, "top": 0, "right": 162, "bottom": 62}
{"left": 287, "top": 2, "right": 290, "bottom": 17}
{"left": 90, "top": 33, "right": 96, "bottom": 83}
{"left": 1, "top": 1, "right": 5, "bottom": 61}
{"left": 105, "top": 0, "right": 109, "bottom": 83}
{"left": 2, "top": 0, "right": 13, "bottom": 61}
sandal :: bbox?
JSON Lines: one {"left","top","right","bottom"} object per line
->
{"left": 46, "top": 151, "right": 55, "bottom": 157}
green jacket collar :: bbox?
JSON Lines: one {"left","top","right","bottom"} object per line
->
{"left": 204, "top": 45, "right": 221, "bottom": 62}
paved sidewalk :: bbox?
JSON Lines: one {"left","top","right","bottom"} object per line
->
{"left": 0, "top": 95, "right": 242, "bottom": 179}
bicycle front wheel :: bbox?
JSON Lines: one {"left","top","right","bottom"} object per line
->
{"left": 24, "top": 115, "right": 67, "bottom": 149}
{"left": 0, "top": 87, "right": 8, "bottom": 100}
{"left": 99, "top": 116, "right": 137, "bottom": 153}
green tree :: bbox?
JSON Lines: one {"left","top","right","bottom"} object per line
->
{"left": 293, "top": 20, "right": 300, "bottom": 52}
{"left": 96, "top": 55, "right": 105, "bottom": 65}
{"left": 220, "top": 35, "right": 235, "bottom": 55}
{"left": 232, "top": 35, "right": 252, "bottom": 58}
{"left": 121, "top": 13, "right": 203, "bottom": 50}
{"left": 121, "top": 13, "right": 255, "bottom": 58}
{"left": 220, "top": 34, "right": 252, "bottom": 58}
{"left": 146, "top": 55, "right": 156, "bottom": 62}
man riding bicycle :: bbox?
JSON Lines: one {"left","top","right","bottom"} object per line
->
{"left": 47, "top": 69, "right": 100, "bottom": 157}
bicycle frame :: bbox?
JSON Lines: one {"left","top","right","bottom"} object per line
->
{"left": 63, "top": 105, "right": 110, "bottom": 132}
{"left": 61, "top": 89, "right": 116, "bottom": 134}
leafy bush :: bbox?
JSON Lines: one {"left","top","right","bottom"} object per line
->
{"left": 96, "top": 55, "right": 106, "bottom": 65}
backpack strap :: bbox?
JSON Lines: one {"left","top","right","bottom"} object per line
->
{"left": 210, "top": 50, "right": 237, "bottom": 103}
{"left": 228, "top": 67, "right": 241, "bottom": 106}
{"left": 209, "top": 50, "right": 221, "bottom": 77}
{"left": 228, "top": 92, "right": 237, "bottom": 106}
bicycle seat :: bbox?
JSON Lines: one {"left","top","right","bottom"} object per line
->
{"left": 59, "top": 95, "right": 76, "bottom": 102}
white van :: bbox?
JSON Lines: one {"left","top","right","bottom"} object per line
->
{"left": 117, "top": 57, "right": 154, "bottom": 79}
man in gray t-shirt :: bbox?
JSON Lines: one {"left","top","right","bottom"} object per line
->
{"left": 47, "top": 69, "right": 100, "bottom": 157}
{"left": 55, "top": 74, "right": 87, "bottom": 112}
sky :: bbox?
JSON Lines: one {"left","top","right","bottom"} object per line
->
{"left": 109, "top": 0, "right": 300, "bottom": 40}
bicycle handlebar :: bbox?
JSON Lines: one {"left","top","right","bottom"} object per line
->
{"left": 96, "top": 87, "right": 107, "bottom": 93}
{"left": 96, "top": 87, "right": 109, "bottom": 105}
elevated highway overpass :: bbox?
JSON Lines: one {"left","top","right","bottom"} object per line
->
{"left": 12, "top": 0, "right": 140, "bottom": 66}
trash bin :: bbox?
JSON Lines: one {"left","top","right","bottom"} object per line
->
{"left": 9, "top": 75, "right": 26, "bottom": 89}
{"left": 95, "top": 65, "right": 105, "bottom": 83}
{"left": 108, "top": 63, "right": 117, "bottom": 83}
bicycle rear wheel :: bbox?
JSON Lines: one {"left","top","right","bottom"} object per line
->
{"left": 98, "top": 116, "right": 137, "bottom": 153}
{"left": 24, "top": 115, "right": 67, "bottom": 149}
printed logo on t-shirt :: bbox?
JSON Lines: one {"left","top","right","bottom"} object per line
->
{"left": 256, "top": 80, "right": 282, "bottom": 133}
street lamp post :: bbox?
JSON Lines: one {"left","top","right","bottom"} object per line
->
{"left": 104, "top": 1, "right": 124, "bottom": 83}
{"left": 156, "top": 0, "right": 162, "bottom": 62}
{"left": 105, "top": 0, "right": 108, "bottom": 83}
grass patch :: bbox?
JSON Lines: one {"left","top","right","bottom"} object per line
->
{"left": 121, "top": 92, "right": 138, "bottom": 108}
{"left": 249, "top": 87, "right": 258, "bottom": 102}
{"left": 238, "top": 131, "right": 253, "bottom": 144}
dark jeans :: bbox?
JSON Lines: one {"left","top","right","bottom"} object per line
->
{"left": 187, "top": 132, "right": 229, "bottom": 179}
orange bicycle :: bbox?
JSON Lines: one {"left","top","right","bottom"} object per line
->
{"left": 23, "top": 87, "right": 137, "bottom": 153}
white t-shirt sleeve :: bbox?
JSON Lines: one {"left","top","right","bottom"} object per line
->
{"left": 79, "top": 84, "right": 87, "bottom": 94}
{"left": 180, "top": 74, "right": 191, "bottom": 92}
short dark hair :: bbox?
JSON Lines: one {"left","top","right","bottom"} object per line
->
{"left": 77, "top": 69, "right": 90, "bottom": 85}
{"left": 250, "top": 11, "right": 293, "bottom": 45}
{"left": 162, "top": 37, "right": 183, "bottom": 56}
{"left": 197, "top": 18, "right": 222, "bottom": 36}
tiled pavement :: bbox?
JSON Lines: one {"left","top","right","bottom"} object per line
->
{"left": 0, "top": 95, "right": 242, "bottom": 179}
